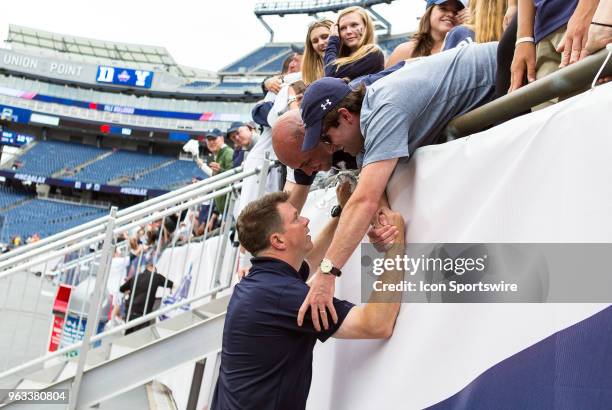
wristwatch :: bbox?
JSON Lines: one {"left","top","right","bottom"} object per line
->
{"left": 330, "top": 205, "right": 342, "bottom": 218}
{"left": 320, "top": 258, "right": 342, "bottom": 277}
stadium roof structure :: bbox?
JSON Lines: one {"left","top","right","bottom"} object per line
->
{"left": 253, "top": 0, "right": 394, "bottom": 42}
{"left": 5, "top": 25, "right": 216, "bottom": 80}
{"left": 7, "top": 25, "right": 175, "bottom": 66}
{"left": 254, "top": 0, "right": 394, "bottom": 15}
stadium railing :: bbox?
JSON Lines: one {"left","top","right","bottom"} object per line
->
{"left": 443, "top": 47, "right": 612, "bottom": 139}
{"left": 254, "top": 0, "right": 392, "bottom": 15}
{"left": 0, "top": 157, "right": 275, "bottom": 409}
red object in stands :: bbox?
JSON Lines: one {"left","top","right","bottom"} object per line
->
{"left": 48, "top": 284, "right": 72, "bottom": 352}
{"left": 100, "top": 124, "right": 111, "bottom": 133}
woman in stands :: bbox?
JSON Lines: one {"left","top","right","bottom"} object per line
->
{"left": 324, "top": 6, "right": 385, "bottom": 79}
{"left": 387, "top": 0, "right": 467, "bottom": 67}
{"left": 301, "top": 19, "right": 334, "bottom": 85}
{"left": 442, "top": 0, "right": 507, "bottom": 51}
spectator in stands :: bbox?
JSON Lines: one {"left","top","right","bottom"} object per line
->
{"left": 273, "top": 43, "right": 497, "bottom": 329}
{"left": 324, "top": 6, "right": 385, "bottom": 79}
{"left": 443, "top": 0, "right": 507, "bottom": 51}
{"left": 197, "top": 128, "right": 234, "bottom": 215}
{"left": 263, "top": 48, "right": 304, "bottom": 94}
{"left": 212, "top": 190, "right": 405, "bottom": 410}
{"left": 225, "top": 121, "right": 243, "bottom": 148}
{"left": 232, "top": 125, "right": 258, "bottom": 168}
{"left": 120, "top": 261, "right": 174, "bottom": 334}
{"left": 508, "top": 0, "right": 602, "bottom": 104}
{"left": 128, "top": 237, "right": 142, "bottom": 265}
{"left": 283, "top": 49, "right": 303, "bottom": 74}
{"left": 302, "top": 19, "right": 334, "bottom": 84}
{"left": 387, "top": 0, "right": 468, "bottom": 67}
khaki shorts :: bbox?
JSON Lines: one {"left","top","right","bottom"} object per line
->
{"left": 533, "top": 25, "right": 567, "bottom": 110}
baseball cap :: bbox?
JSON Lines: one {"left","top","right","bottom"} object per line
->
{"left": 205, "top": 128, "right": 223, "bottom": 138}
{"left": 226, "top": 121, "right": 243, "bottom": 136}
{"left": 425, "top": 0, "right": 467, "bottom": 9}
{"left": 300, "top": 77, "right": 352, "bottom": 151}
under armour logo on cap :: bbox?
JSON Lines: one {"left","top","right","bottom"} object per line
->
{"left": 300, "top": 77, "right": 352, "bottom": 151}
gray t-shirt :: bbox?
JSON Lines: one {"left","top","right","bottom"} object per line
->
{"left": 360, "top": 42, "right": 498, "bottom": 167}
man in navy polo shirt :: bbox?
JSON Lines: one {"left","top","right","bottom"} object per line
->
{"left": 211, "top": 190, "right": 405, "bottom": 410}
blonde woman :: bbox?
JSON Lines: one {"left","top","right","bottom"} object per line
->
{"left": 387, "top": 0, "right": 465, "bottom": 67}
{"left": 302, "top": 19, "right": 334, "bottom": 84}
{"left": 324, "top": 6, "right": 385, "bottom": 79}
{"left": 443, "top": 0, "right": 507, "bottom": 51}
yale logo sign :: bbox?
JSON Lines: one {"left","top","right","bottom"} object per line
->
{"left": 96, "top": 66, "right": 154, "bottom": 88}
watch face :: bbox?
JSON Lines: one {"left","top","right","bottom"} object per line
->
{"left": 331, "top": 205, "right": 341, "bottom": 217}
{"left": 320, "top": 258, "right": 333, "bottom": 273}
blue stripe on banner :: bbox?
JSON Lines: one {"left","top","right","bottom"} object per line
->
{"left": 427, "top": 306, "right": 612, "bottom": 409}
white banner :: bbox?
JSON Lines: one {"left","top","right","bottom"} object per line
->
{"left": 306, "top": 83, "right": 612, "bottom": 409}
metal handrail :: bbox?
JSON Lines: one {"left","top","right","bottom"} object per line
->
{"left": 0, "top": 283, "right": 230, "bottom": 381}
{"left": 0, "top": 165, "right": 246, "bottom": 263}
{"left": 443, "top": 48, "right": 612, "bottom": 139}
{"left": 0, "top": 157, "right": 276, "bottom": 385}
{"left": 0, "top": 166, "right": 260, "bottom": 276}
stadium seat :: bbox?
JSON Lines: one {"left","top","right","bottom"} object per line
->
{"left": 71, "top": 151, "right": 173, "bottom": 184}
{"left": 126, "top": 160, "right": 207, "bottom": 190}
{"left": 13, "top": 141, "right": 108, "bottom": 177}
{"left": 0, "top": 198, "right": 107, "bottom": 241}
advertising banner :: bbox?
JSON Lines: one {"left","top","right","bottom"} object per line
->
{"left": 96, "top": 66, "right": 154, "bottom": 89}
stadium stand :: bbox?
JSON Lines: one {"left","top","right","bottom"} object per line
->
{"left": 219, "top": 44, "right": 293, "bottom": 75}
{"left": 0, "top": 186, "right": 29, "bottom": 210}
{"left": 183, "top": 81, "right": 216, "bottom": 89}
{"left": 71, "top": 150, "right": 173, "bottom": 184}
{"left": 378, "top": 34, "right": 410, "bottom": 56}
{"left": 0, "top": 198, "right": 107, "bottom": 241}
{"left": 0, "top": 74, "right": 251, "bottom": 115}
{"left": 254, "top": 0, "right": 394, "bottom": 15}
{"left": 7, "top": 24, "right": 204, "bottom": 80}
{"left": 12, "top": 140, "right": 107, "bottom": 177}
{"left": 126, "top": 159, "right": 206, "bottom": 190}
{"left": 254, "top": 54, "right": 293, "bottom": 74}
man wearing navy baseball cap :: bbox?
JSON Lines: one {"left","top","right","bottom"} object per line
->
{"left": 273, "top": 41, "right": 498, "bottom": 330}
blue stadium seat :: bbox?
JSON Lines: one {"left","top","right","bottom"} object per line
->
{"left": 378, "top": 34, "right": 410, "bottom": 55}
{"left": 126, "top": 160, "right": 207, "bottom": 190}
{"left": 0, "top": 186, "right": 29, "bottom": 210}
{"left": 15, "top": 141, "right": 107, "bottom": 177}
{"left": 220, "top": 45, "right": 291, "bottom": 74}
{"left": 0, "top": 199, "right": 107, "bottom": 241}
{"left": 253, "top": 51, "right": 293, "bottom": 74}
{"left": 71, "top": 151, "right": 173, "bottom": 184}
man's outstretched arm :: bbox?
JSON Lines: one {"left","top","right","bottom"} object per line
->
{"left": 305, "top": 181, "right": 352, "bottom": 270}
{"left": 334, "top": 209, "right": 405, "bottom": 339}
{"left": 297, "top": 158, "right": 398, "bottom": 331}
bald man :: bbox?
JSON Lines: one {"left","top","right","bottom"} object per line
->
{"left": 272, "top": 109, "right": 357, "bottom": 212}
